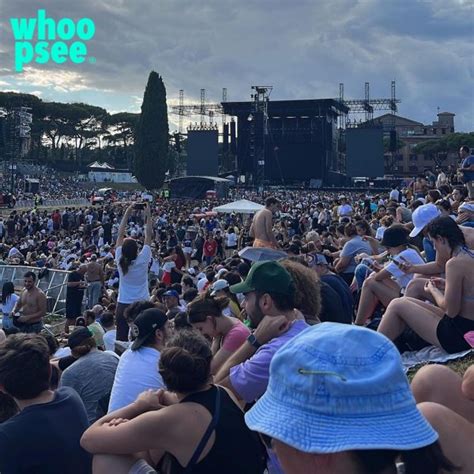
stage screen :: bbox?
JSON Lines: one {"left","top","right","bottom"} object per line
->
{"left": 346, "top": 127, "right": 384, "bottom": 178}
{"left": 187, "top": 129, "right": 218, "bottom": 176}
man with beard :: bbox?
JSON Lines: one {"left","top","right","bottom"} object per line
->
{"left": 215, "top": 261, "right": 309, "bottom": 403}
{"left": 13, "top": 271, "right": 47, "bottom": 333}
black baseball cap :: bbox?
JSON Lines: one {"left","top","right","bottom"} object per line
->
{"left": 68, "top": 327, "right": 93, "bottom": 349}
{"left": 381, "top": 225, "right": 410, "bottom": 248}
{"left": 131, "top": 308, "right": 168, "bottom": 351}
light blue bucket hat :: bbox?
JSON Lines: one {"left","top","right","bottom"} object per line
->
{"left": 245, "top": 323, "right": 438, "bottom": 453}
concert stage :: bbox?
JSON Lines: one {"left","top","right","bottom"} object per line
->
{"left": 222, "top": 99, "right": 349, "bottom": 186}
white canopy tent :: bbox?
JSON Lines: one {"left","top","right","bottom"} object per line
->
{"left": 88, "top": 161, "right": 115, "bottom": 170}
{"left": 213, "top": 199, "right": 264, "bottom": 214}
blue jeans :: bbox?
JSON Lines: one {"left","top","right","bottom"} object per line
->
{"left": 355, "top": 263, "right": 373, "bottom": 289}
{"left": 1, "top": 314, "right": 14, "bottom": 330}
{"left": 87, "top": 281, "right": 102, "bottom": 309}
{"left": 15, "top": 321, "right": 43, "bottom": 334}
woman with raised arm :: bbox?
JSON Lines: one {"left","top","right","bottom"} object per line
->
{"left": 114, "top": 203, "right": 153, "bottom": 341}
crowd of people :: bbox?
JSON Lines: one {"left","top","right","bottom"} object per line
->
{"left": 0, "top": 145, "right": 473, "bottom": 473}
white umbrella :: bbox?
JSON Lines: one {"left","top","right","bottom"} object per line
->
{"left": 213, "top": 199, "right": 264, "bottom": 214}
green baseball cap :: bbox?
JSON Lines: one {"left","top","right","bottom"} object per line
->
{"left": 230, "top": 261, "right": 295, "bottom": 296}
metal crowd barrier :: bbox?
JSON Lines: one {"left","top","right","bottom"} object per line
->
{"left": 12, "top": 198, "right": 90, "bottom": 209}
{"left": 0, "top": 265, "right": 70, "bottom": 315}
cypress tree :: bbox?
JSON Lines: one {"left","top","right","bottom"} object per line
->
{"left": 134, "top": 71, "right": 169, "bottom": 189}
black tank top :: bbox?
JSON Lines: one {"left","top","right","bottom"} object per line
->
{"left": 158, "top": 385, "right": 265, "bottom": 474}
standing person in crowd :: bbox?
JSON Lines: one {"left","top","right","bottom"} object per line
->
{"left": 250, "top": 196, "right": 280, "bottom": 249}
{"left": 1, "top": 281, "right": 19, "bottom": 330}
{"left": 115, "top": 203, "right": 152, "bottom": 341}
{"left": 0, "top": 334, "right": 92, "bottom": 474}
{"left": 161, "top": 247, "right": 178, "bottom": 286}
{"left": 188, "top": 294, "right": 250, "bottom": 374}
{"left": 194, "top": 229, "right": 205, "bottom": 263}
{"left": 215, "top": 229, "right": 225, "bottom": 259}
{"left": 85, "top": 254, "right": 104, "bottom": 309}
{"left": 459, "top": 145, "right": 474, "bottom": 200}
{"left": 225, "top": 226, "right": 238, "bottom": 257}
{"left": 182, "top": 232, "right": 194, "bottom": 269}
{"left": 81, "top": 330, "right": 266, "bottom": 474}
{"left": 12, "top": 271, "right": 47, "bottom": 333}
{"left": 203, "top": 233, "right": 218, "bottom": 266}
{"left": 108, "top": 308, "right": 169, "bottom": 412}
{"left": 245, "top": 323, "right": 468, "bottom": 474}
{"left": 65, "top": 263, "right": 87, "bottom": 334}
{"left": 60, "top": 327, "right": 119, "bottom": 424}
{"left": 378, "top": 217, "right": 474, "bottom": 353}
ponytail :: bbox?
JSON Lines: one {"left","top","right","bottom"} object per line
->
{"left": 119, "top": 238, "right": 138, "bottom": 275}
{"left": 119, "top": 255, "right": 132, "bottom": 275}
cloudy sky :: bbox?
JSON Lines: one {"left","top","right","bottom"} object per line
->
{"left": 0, "top": 0, "right": 472, "bottom": 131}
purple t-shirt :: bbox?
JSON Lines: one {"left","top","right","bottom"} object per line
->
{"left": 229, "top": 319, "right": 309, "bottom": 403}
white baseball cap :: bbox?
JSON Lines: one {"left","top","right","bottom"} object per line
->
{"left": 210, "top": 279, "right": 230, "bottom": 296}
{"left": 409, "top": 204, "right": 441, "bottom": 237}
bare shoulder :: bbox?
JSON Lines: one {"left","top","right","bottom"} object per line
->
{"left": 163, "top": 401, "right": 211, "bottom": 430}
{"left": 446, "top": 257, "right": 465, "bottom": 272}
{"left": 34, "top": 287, "right": 47, "bottom": 298}
{"left": 461, "top": 226, "right": 474, "bottom": 248}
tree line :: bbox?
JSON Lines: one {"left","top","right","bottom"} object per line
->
{"left": 0, "top": 71, "right": 174, "bottom": 189}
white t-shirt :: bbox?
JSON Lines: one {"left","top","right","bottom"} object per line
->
{"left": 150, "top": 258, "right": 160, "bottom": 275}
{"left": 385, "top": 248, "right": 425, "bottom": 289}
{"left": 1, "top": 294, "right": 19, "bottom": 315}
{"left": 115, "top": 244, "right": 152, "bottom": 304}
{"left": 103, "top": 329, "right": 117, "bottom": 352}
{"left": 389, "top": 189, "right": 400, "bottom": 201}
{"left": 375, "top": 226, "right": 386, "bottom": 241}
{"left": 226, "top": 233, "right": 238, "bottom": 247}
{"left": 108, "top": 346, "right": 164, "bottom": 412}
{"left": 162, "top": 261, "right": 176, "bottom": 273}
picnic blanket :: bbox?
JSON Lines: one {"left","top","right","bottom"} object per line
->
{"left": 401, "top": 345, "right": 472, "bottom": 371}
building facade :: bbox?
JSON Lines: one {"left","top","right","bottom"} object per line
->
{"left": 369, "top": 112, "right": 458, "bottom": 176}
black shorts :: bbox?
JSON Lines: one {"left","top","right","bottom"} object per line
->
{"left": 436, "top": 314, "right": 474, "bottom": 354}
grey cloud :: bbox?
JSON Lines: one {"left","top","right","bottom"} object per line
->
{"left": 0, "top": 0, "right": 472, "bottom": 130}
